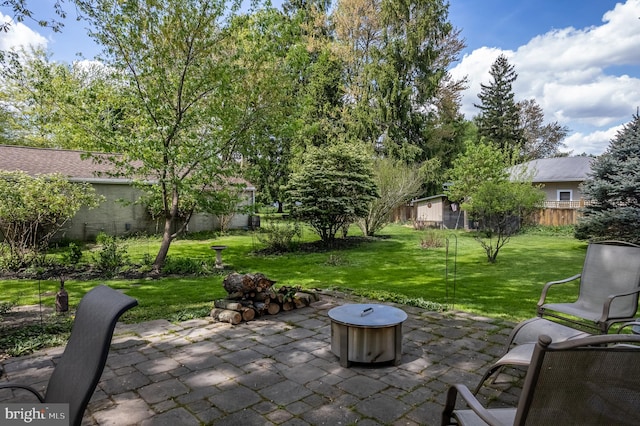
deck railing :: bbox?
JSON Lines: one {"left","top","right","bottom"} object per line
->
{"left": 542, "top": 199, "right": 591, "bottom": 209}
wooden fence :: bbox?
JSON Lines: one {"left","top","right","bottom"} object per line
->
{"left": 530, "top": 208, "right": 583, "bottom": 226}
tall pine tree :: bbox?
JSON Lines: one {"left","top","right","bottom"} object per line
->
{"left": 474, "top": 54, "right": 524, "bottom": 152}
{"left": 575, "top": 114, "right": 640, "bottom": 243}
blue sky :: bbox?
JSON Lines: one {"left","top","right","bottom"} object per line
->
{"left": 1, "top": 0, "right": 639, "bottom": 155}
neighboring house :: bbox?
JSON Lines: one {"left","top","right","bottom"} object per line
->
{"left": 403, "top": 157, "right": 595, "bottom": 229}
{"left": 513, "top": 156, "right": 594, "bottom": 208}
{"left": 0, "top": 145, "right": 256, "bottom": 241}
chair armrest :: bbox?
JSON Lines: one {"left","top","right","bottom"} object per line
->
{"left": 0, "top": 383, "right": 45, "bottom": 402}
{"left": 442, "top": 384, "right": 505, "bottom": 426}
{"left": 600, "top": 288, "right": 640, "bottom": 323}
{"left": 537, "top": 274, "right": 581, "bottom": 308}
{"left": 617, "top": 320, "right": 640, "bottom": 334}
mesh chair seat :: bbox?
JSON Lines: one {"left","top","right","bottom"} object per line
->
{"left": 0, "top": 285, "right": 137, "bottom": 426}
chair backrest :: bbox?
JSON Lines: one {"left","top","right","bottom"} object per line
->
{"left": 515, "top": 334, "right": 640, "bottom": 426}
{"left": 44, "top": 285, "right": 137, "bottom": 426}
{"left": 578, "top": 241, "right": 640, "bottom": 318}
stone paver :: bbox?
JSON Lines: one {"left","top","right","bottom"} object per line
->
{"left": 0, "top": 292, "right": 523, "bottom": 425}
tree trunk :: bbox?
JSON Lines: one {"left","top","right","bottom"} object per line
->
{"left": 153, "top": 218, "right": 174, "bottom": 273}
{"left": 153, "top": 186, "right": 180, "bottom": 272}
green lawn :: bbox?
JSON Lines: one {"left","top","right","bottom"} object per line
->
{"left": 1, "top": 224, "right": 588, "bottom": 324}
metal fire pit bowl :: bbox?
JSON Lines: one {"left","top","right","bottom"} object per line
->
{"left": 328, "top": 303, "right": 407, "bottom": 367}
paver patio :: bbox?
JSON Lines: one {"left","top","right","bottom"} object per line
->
{"left": 0, "top": 291, "right": 524, "bottom": 425}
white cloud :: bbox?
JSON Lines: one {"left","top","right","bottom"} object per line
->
{"left": 450, "top": 0, "right": 640, "bottom": 156}
{"left": 0, "top": 12, "right": 48, "bottom": 52}
{"left": 564, "top": 124, "right": 623, "bottom": 155}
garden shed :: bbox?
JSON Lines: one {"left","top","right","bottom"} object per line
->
{"left": 410, "top": 194, "right": 463, "bottom": 230}
{"left": 0, "top": 145, "right": 256, "bottom": 241}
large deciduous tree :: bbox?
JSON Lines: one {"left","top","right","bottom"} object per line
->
{"left": 575, "top": 114, "right": 640, "bottom": 244}
{"left": 518, "top": 98, "right": 569, "bottom": 160}
{"left": 76, "top": 0, "right": 274, "bottom": 272}
{"left": 230, "top": 8, "right": 304, "bottom": 213}
{"left": 333, "top": 0, "right": 467, "bottom": 169}
{"left": 474, "top": 54, "right": 524, "bottom": 153}
{"left": 0, "top": 0, "right": 68, "bottom": 32}
{"left": 287, "top": 142, "right": 378, "bottom": 245}
{"left": 0, "top": 48, "right": 115, "bottom": 149}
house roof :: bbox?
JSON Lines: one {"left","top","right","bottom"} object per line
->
{"left": 0, "top": 145, "right": 255, "bottom": 189}
{"left": 411, "top": 194, "right": 447, "bottom": 205}
{"left": 513, "top": 157, "right": 594, "bottom": 183}
{"left": 0, "top": 145, "right": 124, "bottom": 182}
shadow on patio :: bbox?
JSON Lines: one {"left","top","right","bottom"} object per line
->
{"left": 1, "top": 292, "right": 524, "bottom": 425}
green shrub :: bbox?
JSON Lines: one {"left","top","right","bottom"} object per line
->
{"left": 420, "top": 230, "right": 445, "bottom": 248}
{"left": 61, "top": 242, "right": 83, "bottom": 265}
{"left": 93, "top": 233, "right": 129, "bottom": 277}
{"left": 161, "top": 256, "right": 213, "bottom": 275}
{"left": 256, "top": 221, "right": 302, "bottom": 252}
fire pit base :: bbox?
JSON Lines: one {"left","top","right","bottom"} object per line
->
{"left": 328, "top": 304, "right": 407, "bottom": 367}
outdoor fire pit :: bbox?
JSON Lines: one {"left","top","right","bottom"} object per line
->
{"left": 328, "top": 303, "right": 407, "bottom": 367}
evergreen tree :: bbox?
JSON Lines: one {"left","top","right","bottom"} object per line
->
{"left": 474, "top": 54, "right": 524, "bottom": 152}
{"left": 575, "top": 114, "right": 640, "bottom": 243}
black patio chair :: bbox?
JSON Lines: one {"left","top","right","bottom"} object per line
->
{"left": 442, "top": 333, "right": 640, "bottom": 426}
{"left": 0, "top": 285, "right": 137, "bottom": 426}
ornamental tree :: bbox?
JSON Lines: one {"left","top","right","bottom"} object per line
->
{"left": 446, "top": 140, "right": 544, "bottom": 262}
{"left": 575, "top": 114, "right": 640, "bottom": 243}
{"left": 287, "top": 142, "right": 378, "bottom": 244}
{"left": 357, "top": 157, "right": 431, "bottom": 237}
{"left": 0, "top": 171, "right": 102, "bottom": 268}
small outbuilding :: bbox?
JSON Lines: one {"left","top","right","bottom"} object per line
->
{"left": 410, "top": 195, "right": 463, "bottom": 230}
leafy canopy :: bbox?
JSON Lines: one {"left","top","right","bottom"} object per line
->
{"left": 0, "top": 171, "right": 102, "bottom": 268}
{"left": 287, "top": 142, "right": 378, "bottom": 244}
{"left": 446, "top": 140, "right": 544, "bottom": 262}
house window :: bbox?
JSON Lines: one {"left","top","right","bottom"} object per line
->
{"left": 558, "top": 190, "right": 572, "bottom": 201}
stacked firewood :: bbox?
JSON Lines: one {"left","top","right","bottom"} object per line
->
{"left": 211, "top": 272, "right": 319, "bottom": 324}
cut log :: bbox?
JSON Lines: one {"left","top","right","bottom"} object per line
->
{"left": 294, "top": 292, "right": 312, "bottom": 308}
{"left": 223, "top": 273, "right": 254, "bottom": 294}
{"left": 254, "top": 292, "right": 271, "bottom": 303}
{"left": 267, "top": 303, "right": 281, "bottom": 315}
{"left": 226, "top": 291, "right": 244, "bottom": 300}
{"left": 253, "top": 302, "right": 268, "bottom": 316}
{"left": 223, "top": 272, "right": 277, "bottom": 295}
{"left": 298, "top": 291, "right": 320, "bottom": 302}
{"left": 210, "top": 308, "right": 242, "bottom": 325}
{"left": 214, "top": 300, "right": 244, "bottom": 311}
{"left": 281, "top": 301, "right": 294, "bottom": 311}
{"left": 252, "top": 273, "right": 276, "bottom": 290}
{"left": 240, "top": 307, "right": 256, "bottom": 322}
